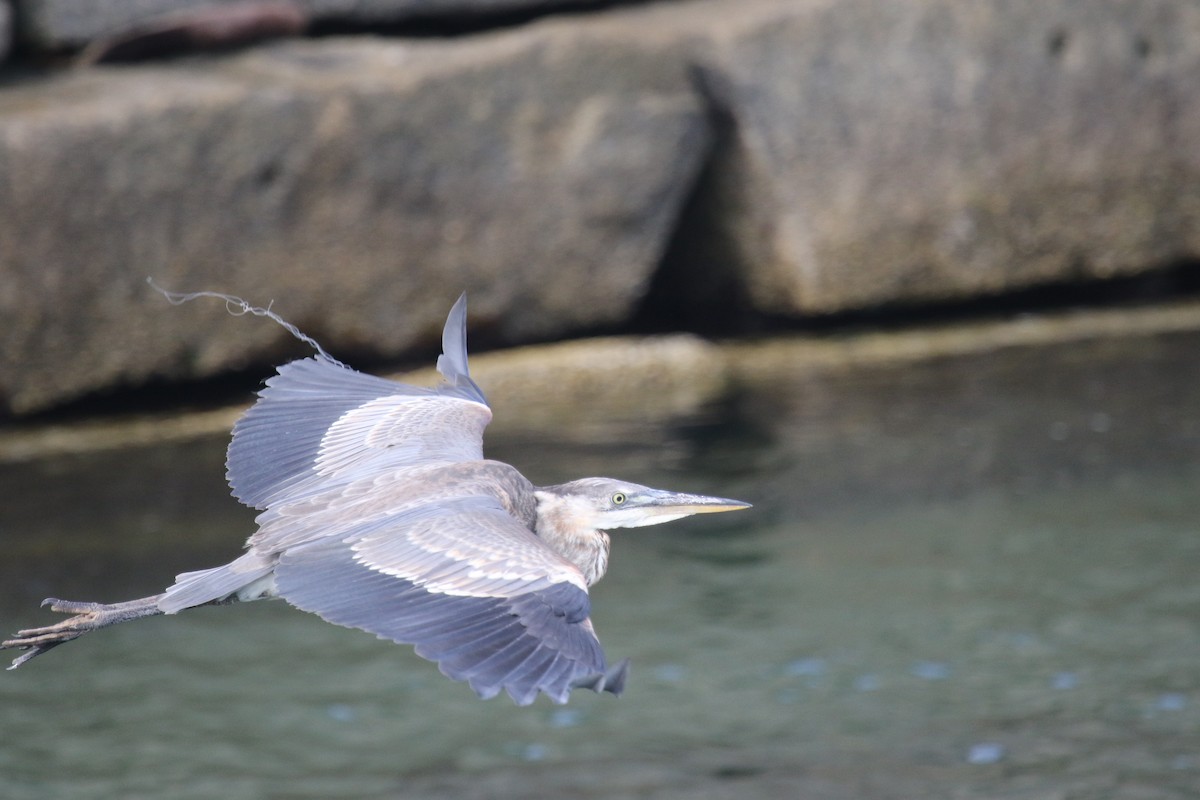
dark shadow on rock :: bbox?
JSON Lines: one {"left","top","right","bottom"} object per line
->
{"left": 75, "top": 2, "right": 309, "bottom": 65}
{"left": 307, "top": 0, "right": 637, "bottom": 40}
{"left": 634, "top": 64, "right": 757, "bottom": 336}
{"left": 761, "top": 257, "right": 1200, "bottom": 335}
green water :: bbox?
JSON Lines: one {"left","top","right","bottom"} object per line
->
{"left": 1, "top": 330, "right": 1197, "bottom": 799}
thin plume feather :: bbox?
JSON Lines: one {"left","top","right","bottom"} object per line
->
{"left": 147, "top": 277, "right": 344, "bottom": 367}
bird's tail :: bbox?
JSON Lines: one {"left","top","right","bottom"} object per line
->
{"left": 158, "top": 552, "right": 274, "bottom": 614}
{"left": 2, "top": 594, "right": 165, "bottom": 669}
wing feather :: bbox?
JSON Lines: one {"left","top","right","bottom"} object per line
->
{"left": 435, "top": 294, "right": 487, "bottom": 405}
{"left": 351, "top": 496, "right": 587, "bottom": 596}
{"left": 270, "top": 496, "right": 614, "bottom": 704}
{"left": 275, "top": 536, "right": 613, "bottom": 704}
{"left": 227, "top": 294, "right": 490, "bottom": 510}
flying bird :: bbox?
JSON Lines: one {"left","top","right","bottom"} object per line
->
{"left": 2, "top": 293, "right": 750, "bottom": 705}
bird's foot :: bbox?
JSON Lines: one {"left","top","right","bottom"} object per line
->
{"left": 3, "top": 596, "right": 162, "bottom": 670}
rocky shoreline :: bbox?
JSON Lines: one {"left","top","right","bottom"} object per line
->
{"left": 3, "top": 299, "right": 1198, "bottom": 463}
{"left": 1, "top": 0, "right": 1198, "bottom": 414}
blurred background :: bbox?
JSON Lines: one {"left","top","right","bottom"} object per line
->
{"left": 1, "top": 0, "right": 1198, "bottom": 797}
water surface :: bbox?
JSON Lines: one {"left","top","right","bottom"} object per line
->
{"left": 1, "top": 329, "right": 1197, "bottom": 799}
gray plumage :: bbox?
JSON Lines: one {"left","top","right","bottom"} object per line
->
{"left": 3, "top": 294, "right": 750, "bottom": 705}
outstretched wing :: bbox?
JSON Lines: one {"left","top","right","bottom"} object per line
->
{"left": 273, "top": 496, "right": 628, "bottom": 705}
{"left": 226, "top": 294, "right": 491, "bottom": 509}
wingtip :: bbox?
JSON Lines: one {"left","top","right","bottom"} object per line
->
{"left": 446, "top": 292, "right": 469, "bottom": 337}
{"left": 603, "top": 658, "right": 630, "bottom": 696}
{"left": 436, "top": 293, "right": 470, "bottom": 378}
{"left": 435, "top": 292, "right": 488, "bottom": 406}
{"left": 570, "top": 658, "right": 631, "bottom": 698}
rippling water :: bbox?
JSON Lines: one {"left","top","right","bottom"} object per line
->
{"left": 1, "top": 329, "right": 1198, "bottom": 799}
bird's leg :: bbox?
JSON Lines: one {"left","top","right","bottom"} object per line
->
{"left": 2, "top": 595, "right": 165, "bottom": 670}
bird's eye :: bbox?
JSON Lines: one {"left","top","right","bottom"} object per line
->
{"left": 611, "top": 492, "right": 627, "bottom": 506}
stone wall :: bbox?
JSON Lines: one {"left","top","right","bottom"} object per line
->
{"left": 1, "top": 0, "right": 1198, "bottom": 414}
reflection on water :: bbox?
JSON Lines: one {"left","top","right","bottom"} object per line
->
{"left": 1, "top": 330, "right": 1198, "bottom": 799}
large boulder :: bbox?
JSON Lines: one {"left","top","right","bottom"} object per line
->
{"left": 0, "top": 25, "right": 707, "bottom": 413}
{"left": 683, "top": 0, "right": 1200, "bottom": 315}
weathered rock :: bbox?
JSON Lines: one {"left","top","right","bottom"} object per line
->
{"left": 405, "top": 334, "right": 729, "bottom": 439}
{"left": 684, "top": 0, "right": 1200, "bottom": 315}
{"left": 6, "top": 299, "right": 1200, "bottom": 464}
{"left": 17, "top": 0, "right": 596, "bottom": 51}
{"left": 5, "top": 0, "right": 1200, "bottom": 414}
{"left": 0, "top": 26, "right": 708, "bottom": 413}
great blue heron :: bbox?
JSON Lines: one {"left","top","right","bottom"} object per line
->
{"left": 2, "top": 293, "right": 749, "bottom": 705}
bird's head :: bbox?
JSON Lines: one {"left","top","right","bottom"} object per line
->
{"left": 534, "top": 477, "right": 751, "bottom": 531}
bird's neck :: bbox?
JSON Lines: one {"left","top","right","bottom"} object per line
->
{"left": 533, "top": 493, "right": 611, "bottom": 586}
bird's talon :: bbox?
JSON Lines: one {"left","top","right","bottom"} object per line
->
{"left": 46, "top": 599, "right": 104, "bottom": 615}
